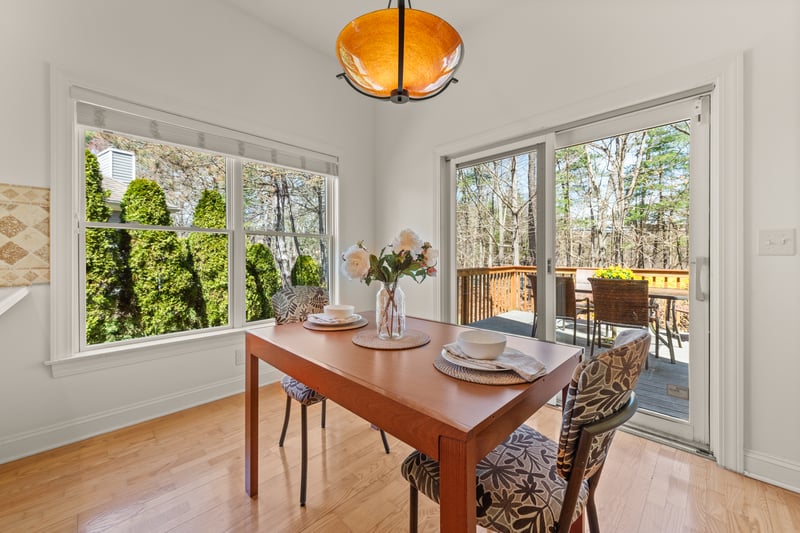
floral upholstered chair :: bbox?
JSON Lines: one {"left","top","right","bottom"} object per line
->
{"left": 401, "top": 328, "right": 650, "bottom": 533}
{"left": 271, "top": 285, "right": 390, "bottom": 506}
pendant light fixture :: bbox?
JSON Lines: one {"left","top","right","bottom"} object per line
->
{"left": 335, "top": 0, "right": 464, "bottom": 104}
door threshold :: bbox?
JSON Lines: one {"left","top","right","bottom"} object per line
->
{"left": 621, "top": 424, "right": 714, "bottom": 459}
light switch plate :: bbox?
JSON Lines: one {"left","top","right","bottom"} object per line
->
{"left": 758, "top": 228, "right": 796, "bottom": 256}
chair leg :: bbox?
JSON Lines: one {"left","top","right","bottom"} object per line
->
{"left": 585, "top": 318, "right": 591, "bottom": 347}
{"left": 586, "top": 479, "right": 601, "bottom": 533}
{"left": 409, "top": 485, "right": 418, "bottom": 533}
{"left": 587, "top": 493, "right": 600, "bottom": 533}
{"left": 663, "top": 318, "right": 676, "bottom": 364}
{"left": 300, "top": 404, "right": 308, "bottom": 506}
{"left": 321, "top": 398, "right": 327, "bottom": 429}
{"left": 380, "top": 430, "right": 390, "bottom": 453}
{"left": 278, "top": 396, "right": 292, "bottom": 447}
{"left": 571, "top": 317, "right": 577, "bottom": 345}
{"left": 531, "top": 313, "right": 538, "bottom": 337}
{"left": 671, "top": 302, "right": 683, "bottom": 349}
{"left": 568, "top": 513, "right": 585, "bottom": 533}
{"left": 655, "top": 317, "right": 661, "bottom": 358}
{"left": 590, "top": 320, "right": 597, "bottom": 357}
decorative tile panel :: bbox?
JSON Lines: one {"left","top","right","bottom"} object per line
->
{"left": 0, "top": 183, "right": 50, "bottom": 287}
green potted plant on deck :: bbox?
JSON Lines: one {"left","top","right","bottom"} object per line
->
{"left": 593, "top": 265, "right": 636, "bottom": 280}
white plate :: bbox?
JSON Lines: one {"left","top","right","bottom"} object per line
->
{"left": 440, "top": 349, "right": 507, "bottom": 372}
{"left": 307, "top": 313, "right": 362, "bottom": 326}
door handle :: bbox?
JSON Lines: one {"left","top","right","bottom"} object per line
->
{"left": 692, "top": 256, "right": 708, "bottom": 301}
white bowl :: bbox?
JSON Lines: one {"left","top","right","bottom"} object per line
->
{"left": 457, "top": 330, "right": 507, "bottom": 360}
{"left": 323, "top": 304, "right": 355, "bottom": 319}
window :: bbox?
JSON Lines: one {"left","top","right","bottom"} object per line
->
{"left": 456, "top": 149, "right": 538, "bottom": 269}
{"left": 452, "top": 144, "right": 543, "bottom": 326}
{"left": 53, "top": 85, "right": 338, "bottom": 360}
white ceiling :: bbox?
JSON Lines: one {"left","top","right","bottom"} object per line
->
{"left": 222, "top": 0, "right": 500, "bottom": 61}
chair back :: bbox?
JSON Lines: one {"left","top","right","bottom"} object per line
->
{"left": 556, "top": 328, "right": 650, "bottom": 480}
{"left": 588, "top": 278, "right": 650, "bottom": 327}
{"left": 271, "top": 286, "right": 329, "bottom": 324}
{"left": 529, "top": 274, "right": 577, "bottom": 317}
{"left": 556, "top": 276, "right": 577, "bottom": 317}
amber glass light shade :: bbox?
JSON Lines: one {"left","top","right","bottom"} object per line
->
{"left": 336, "top": 7, "right": 463, "bottom": 102}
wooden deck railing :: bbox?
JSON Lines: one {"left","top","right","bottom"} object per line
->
{"left": 456, "top": 266, "right": 689, "bottom": 325}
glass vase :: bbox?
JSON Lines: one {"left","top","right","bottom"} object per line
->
{"left": 376, "top": 281, "right": 406, "bottom": 340}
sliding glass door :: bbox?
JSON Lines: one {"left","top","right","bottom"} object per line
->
{"left": 447, "top": 96, "right": 711, "bottom": 450}
{"left": 555, "top": 96, "right": 710, "bottom": 449}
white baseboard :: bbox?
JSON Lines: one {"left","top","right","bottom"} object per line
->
{"left": 744, "top": 449, "right": 800, "bottom": 494}
{"left": 0, "top": 368, "right": 280, "bottom": 464}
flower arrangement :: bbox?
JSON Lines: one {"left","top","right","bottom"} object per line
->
{"left": 342, "top": 228, "right": 438, "bottom": 285}
{"left": 593, "top": 265, "right": 636, "bottom": 280}
{"left": 342, "top": 229, "right": 438, "bottom": 339}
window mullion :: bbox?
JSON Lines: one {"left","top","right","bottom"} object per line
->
{"left": 229, "top": 158, "right": 246, "bottom": 328}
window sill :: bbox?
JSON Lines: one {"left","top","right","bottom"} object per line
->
{"left": 45, "top": 322, "right": 275, "bottom": 378}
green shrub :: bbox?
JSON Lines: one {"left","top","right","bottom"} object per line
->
{"left": 84, "top": 150, "right": 127, "bottom": 344}
{"left": 246, "top": 242, "right": 282, "bottom": 321}
{"left": 291, "top": 254, "right": 323, "bottom": 286}
{"left": 121, "top": 178, "right": 203, "bottom": 336}
{"left": 188, "top": 190, "right": 228, "bottom": 327}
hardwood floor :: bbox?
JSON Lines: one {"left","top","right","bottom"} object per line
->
{"left": 1, "top": 381, "right": 798, "bottom": 532}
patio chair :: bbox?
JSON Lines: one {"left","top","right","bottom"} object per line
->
{"left": 272, "top": 286, "right": 391, "bottom": 506}
{"left": 587, "top": 277, "right": 659, "bottom": 358}
{"left": 529, "top": 274, "right": 591, "bottom": 345}
{"left": 401, "top": 329, "right": 651, "bottom": 533}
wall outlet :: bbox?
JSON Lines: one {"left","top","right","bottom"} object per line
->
{"left": 758, "top": 228, "right": 796, "bottom": 256}
{"left": 235, "top": 349, "right": 245, "bottom": 366}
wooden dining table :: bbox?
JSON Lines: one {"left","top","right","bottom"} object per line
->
{"left": 245, "top": 311, "right": 582, "bottom": 531}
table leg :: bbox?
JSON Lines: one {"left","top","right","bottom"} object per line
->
{"left": 652, "top": 296, "right": 676, "bottom": 363}
{"left": 245, "top": 351, "right": 259, "bottom": 497}
{"left": 663, "top": 311, "right": 676, "bottom": 363}
{"left": 439, "top": 436, "right": 477, "bottom": 531}
{"left": 661, "top": 299, "right": 677, "bottom": 363}
{"left": 671, "top": 300, "right": 683, "bottom": 348}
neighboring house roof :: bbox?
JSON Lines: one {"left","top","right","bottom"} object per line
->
{"left": 102, "top": 176, "right": 128, "bottom": 209}
{"left": 102, "top": 176, "right": 180, "bottom": 214}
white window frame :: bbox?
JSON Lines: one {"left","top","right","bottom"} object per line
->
{"left": 48, "top": 70, "right": 339, "bottom": 376}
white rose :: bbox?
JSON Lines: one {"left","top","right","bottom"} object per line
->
{"left": 342, "top": 245, "right": 370, "bottom": 280}
{"left": 423, "top": 247, "right": 439, "bottom": 266}
{"left": 393, "top": 228, "right": 424, "bottom": 256}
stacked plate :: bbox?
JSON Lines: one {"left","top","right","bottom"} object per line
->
{"left": 306, "top": 312, "right": 363, "bottom": 326}
{"left": 303, "top": 309, "right": 368, "bottom": 331}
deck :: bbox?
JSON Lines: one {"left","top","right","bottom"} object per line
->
{"left": 468, "top": 310, "right": 689, "bottom": 420}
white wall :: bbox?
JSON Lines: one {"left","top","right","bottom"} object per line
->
{"left": 2, "top": 0, "right": 798, "bottom": 494}
{"left": 373, "top": 0, "right": 800, "bottom": 490}
{"left": 0, "top": 0, "right": 375, "bottom": 461}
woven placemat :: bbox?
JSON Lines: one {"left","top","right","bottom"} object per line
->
{"left": 433, "top": 354, "right": 528, "bottom": 385}
{"left": 352, "top": 329, "right": 431, "bottom": 350}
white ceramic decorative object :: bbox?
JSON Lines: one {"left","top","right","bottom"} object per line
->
{"left": 323, "top": 304, "right": 355, "bottom": 319}
{"left": 456, "top": 330, "right": 507, "bottom": 360}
